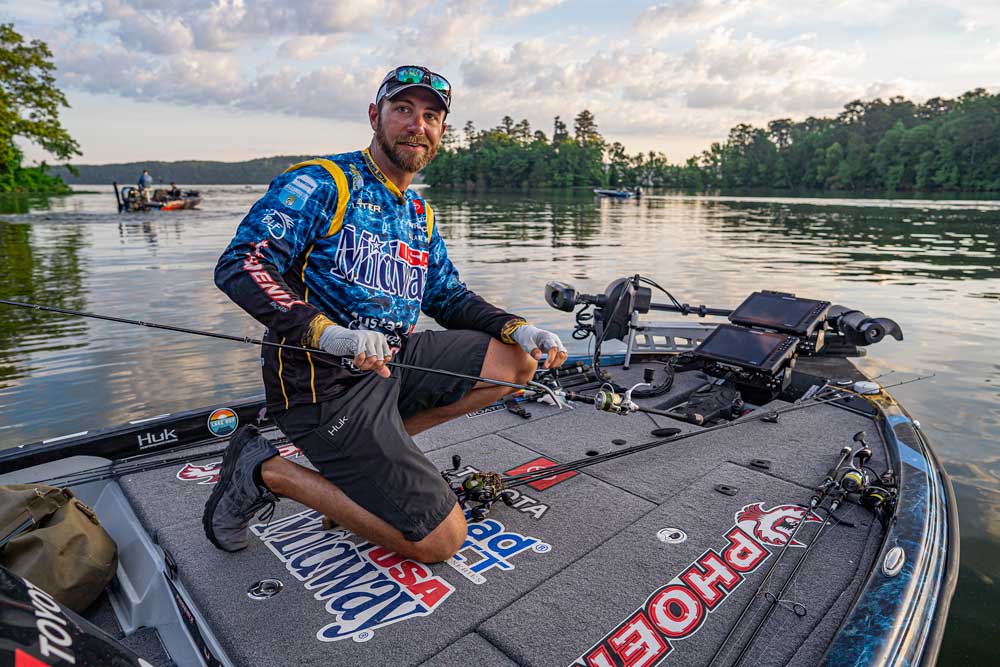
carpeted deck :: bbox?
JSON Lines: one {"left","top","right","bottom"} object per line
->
{"left": 114, "top": 360, "right": 886, "bottom": 667}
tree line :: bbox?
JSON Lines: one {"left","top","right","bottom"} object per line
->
{"left": 49, "top": 156, "right": 315, "bottom": 186}
{"left": 424, "top": 89, "right": 1000, "bottom": 193}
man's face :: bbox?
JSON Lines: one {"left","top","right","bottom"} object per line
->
{"left": 371, "top": 88, "right": 447, "bottom": 174}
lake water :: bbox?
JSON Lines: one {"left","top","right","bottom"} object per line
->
{"left": 0, "top": 185, "right": 996, "bottom": 662}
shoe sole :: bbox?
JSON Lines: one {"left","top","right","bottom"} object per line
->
{"left": 202, "top": 428, "right": 255, "bottom": 552}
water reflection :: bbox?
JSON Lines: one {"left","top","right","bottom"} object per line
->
{"left": 0, "top": 219, "right": 89, "bottom": 385}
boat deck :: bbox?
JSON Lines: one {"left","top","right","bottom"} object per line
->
{"left": 53, "top": 360, "right": 888, "bottom": 666}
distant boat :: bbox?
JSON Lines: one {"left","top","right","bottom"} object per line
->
{"left": 594, "top": 188, "right": 637, "bottom": 198}
{"left": 114, "top": 182, "right": 202, "bottom": 212}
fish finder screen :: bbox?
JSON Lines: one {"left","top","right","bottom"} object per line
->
{"left": 730, "top": 292, "right": 826, "bottom": 334}
{"left": 696, "top": 325, "right": 789, "bottom": 368}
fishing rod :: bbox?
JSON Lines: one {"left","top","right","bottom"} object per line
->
{"left": 730, "top": 492, "right": 848, "bottom": 667}
{"left": 0, "top": 299, "right": 565, "bottom": 406}
{"left": 707, "top": 444, "right": 854, "bottom": 667}
{"left": 443, "top": 388, "right": 868, "bottom": 519}
{"left": 499, "top": 387, "right": 858, "bottom": 488}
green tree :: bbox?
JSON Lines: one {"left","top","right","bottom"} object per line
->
{"left": 0, "top": 23, "right": 80, "bottom": 192}
{"left": 552, "top": 116, "right": 569, "bottom": 143}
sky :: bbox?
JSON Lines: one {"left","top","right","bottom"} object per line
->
{"left": 4, "top": 0, "right": 1000, "bottom": 165}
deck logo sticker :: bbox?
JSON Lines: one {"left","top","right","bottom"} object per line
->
{"left": 446, "top": 518, "right": 551, "bottom": 585}
{"left": 177, "top": 443, "right": 300, "bottom": 484}
{"left": 504, "top": 457, "right": 578, "bottom": 492}
{"left": 251, "top": 509, "right": 454, "bottom": 643}
{"left": 465, "top": 403, "right": 505, "bottom": 418}
{"left": 572, "top": 502, "right": 820, "bottom": 667}
{"left": 207, "top": 408, "right": 238, "bottom": 437}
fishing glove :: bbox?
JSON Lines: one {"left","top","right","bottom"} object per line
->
{"left": 317, "top": 326, "right": 392, "bottom": 360}
{"left": 511, "top": 324, "right": 567, "bottom": 365}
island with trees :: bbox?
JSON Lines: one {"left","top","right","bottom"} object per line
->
{"left": 424, "top": 90, "right": 1000, "bottom": 193}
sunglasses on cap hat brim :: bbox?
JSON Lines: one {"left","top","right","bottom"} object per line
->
{"left": 376, "top": 66, "right": 451, "bottom": 112}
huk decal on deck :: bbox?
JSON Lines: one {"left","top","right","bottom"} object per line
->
{"left": 251, "top": 510, "right": 454, "bottom": 643}
{"left": 572, "top": 503, "right": 820, "bottom": 667}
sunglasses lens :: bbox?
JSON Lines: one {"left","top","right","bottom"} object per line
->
{"left": 396, "top": 67, "right": 425, "bottom": 84}
{"left": 429, "top": 74, "right": 451, "bottom": 95}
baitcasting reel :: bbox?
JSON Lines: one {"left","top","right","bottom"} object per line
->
{"left": 440, "top": 455, "right": 513, "bottom": 521}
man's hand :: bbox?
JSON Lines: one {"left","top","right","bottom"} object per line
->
{"left": 511, "top": 324, "right": 568, "bottom": 369}
{"left": 317, "top": 326, "right": 393, "bottom": 378}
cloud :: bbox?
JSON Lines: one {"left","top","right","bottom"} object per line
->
{"left": 13, "top": 0, "right": 996, "bottom": 164}
{"left": 508, "top": 0, "right": 565, "bottom": 17}
{"left": 635, "top": 0, "right": 759, "bottom": 36}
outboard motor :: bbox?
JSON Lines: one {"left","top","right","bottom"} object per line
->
{"left": 0, "top": 566, "right": 153, "bottom": 666}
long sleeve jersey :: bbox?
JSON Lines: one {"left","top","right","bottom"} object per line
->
{"left": 215, "top": 149, "right": 524, "bottom": 414}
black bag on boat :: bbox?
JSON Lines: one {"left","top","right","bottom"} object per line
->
{"left": 0, "top": 564, "right": 149, "bottom": 666}
{"left": 0, "top": 485, "right": 117, "bottom": 612}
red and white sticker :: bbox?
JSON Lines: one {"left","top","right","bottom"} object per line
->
{"left": 176, "top": 443, "right": 300, "bottom": 484}
{"left": 504, "top": 457, "right": 578, "bottom": 492}
{"left": 571, "top": 502, "right": 820, "bottom": 667}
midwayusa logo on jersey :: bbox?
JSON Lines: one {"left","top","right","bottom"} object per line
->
{"left": 251, "top": 509, "right": 454, "bottom": 642}
{"left": 572, "top": 502, "right": 820, "bottom": 667}
{"left": 176, "top": 443, "right": 300, "bottom": 484}
{"left": 330, "top": 224, "right": 428, "bottom": 300}
{"left": 446, "top": 517, "right": 551, "bottom": 584}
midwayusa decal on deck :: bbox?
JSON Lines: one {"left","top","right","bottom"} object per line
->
{"left": 572, "top": 502, "right": 820, "bottom": 667}
{"left": 446, "top": 518, "right": 551, "bottom": 585}
{"left": 251, "top": 509, "right": 454, "bottom": 643}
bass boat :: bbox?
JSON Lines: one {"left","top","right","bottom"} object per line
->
{"left": 593, "top": 188, "right": 636, "bottom": 198}
{"left": 0, "top": 275, "right": 958, "bottom": 667}
{"left": 113, "top": 181, "right": 202, "bottom": 212}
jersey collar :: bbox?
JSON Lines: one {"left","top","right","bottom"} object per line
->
{"left": 361, "top": 148, "right": 406, "bottom": 202}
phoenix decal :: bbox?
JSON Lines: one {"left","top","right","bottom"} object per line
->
{"left": 572, "top": 502, "right": 820, "bottom": 667}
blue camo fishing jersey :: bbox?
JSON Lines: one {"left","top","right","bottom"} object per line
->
{"left": 215, "top": 149, "right": 521, "bottom": 413}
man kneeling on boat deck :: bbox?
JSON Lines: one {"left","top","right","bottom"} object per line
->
{"left": 204, "top": 65, "right": 567, "bottom": 564}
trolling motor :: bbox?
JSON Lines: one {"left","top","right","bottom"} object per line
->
{"left": 826, "top": 305, "right": 904, "bottom": 350}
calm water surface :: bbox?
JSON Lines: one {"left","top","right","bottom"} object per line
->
{"left": 0, "top": 185, "right": 996, "bottom": 662}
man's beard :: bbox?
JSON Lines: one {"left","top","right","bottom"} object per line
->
{"left": 375, "top": 120, "right": 438, "bottom": 173}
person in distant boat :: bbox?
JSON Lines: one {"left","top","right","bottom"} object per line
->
{"left": 634, "top": 185, "right": 642, "bottom": 197}
{"left": 138, "top": 169, "right": 154, "bottom": 204}
{"left": 205, "top": 65, "right": 567, "bottom": 564}
{"left": 167, "top": 182, "right": 181, "bottom": 198}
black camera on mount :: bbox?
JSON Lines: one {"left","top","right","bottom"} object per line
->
{"left": 545, "top": 277, "right": 652, "bottom": 342}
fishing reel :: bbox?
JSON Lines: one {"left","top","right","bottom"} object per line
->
{"left": 593, "top": 381, "right": 652, "bottom": 415}
{"left": 440, "top": 455, "right": 512, "bottom": 522}
{"left": 823, "top": 432, "right": 897, "bottom": 525}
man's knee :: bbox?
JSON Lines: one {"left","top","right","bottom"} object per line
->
{"left": 517, "top": 348, "right": 537, "bottom": 381}
{"left": 405, "top": 505, "right": 467, "bottom": 563}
